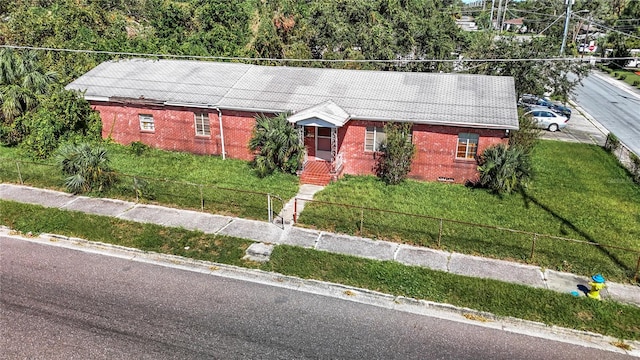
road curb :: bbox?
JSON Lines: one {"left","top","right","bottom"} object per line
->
{"left": 2, "top": 226, "right": 638, "bottom": 357}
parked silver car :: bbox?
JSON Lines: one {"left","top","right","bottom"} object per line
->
{"left": 524, "top": 108, "right": 569, "bottom": 132}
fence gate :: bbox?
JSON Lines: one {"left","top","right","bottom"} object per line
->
{"left": 267, "top": 194, "right": 284, "bottom": 229}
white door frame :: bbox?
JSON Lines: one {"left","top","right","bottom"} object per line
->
{"left": 315, "top": 126, "right": 332, "bottom": 161}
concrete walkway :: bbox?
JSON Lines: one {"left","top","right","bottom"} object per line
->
{"left": 1, "top": 183, "right": 638, "bottom": 306}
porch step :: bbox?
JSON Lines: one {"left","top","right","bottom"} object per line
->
{"left": 300, "top": 161, "right": 332, "bottom": 186}
{"left": 300, "top": 174, "right": 332, "bottom": 186}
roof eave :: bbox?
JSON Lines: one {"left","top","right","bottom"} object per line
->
{"left": 350, "top": 115, "right": 519, "bottom": 130}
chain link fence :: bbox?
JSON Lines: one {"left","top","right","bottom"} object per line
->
{"left": 294, "top": 197, "right": 640, "bottom": 282}
{"left": 0, "top": 158, "right": 284, "bottom": 222}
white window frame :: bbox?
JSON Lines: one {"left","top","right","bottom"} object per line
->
{"left": 194, "top": 113, "right": 210, "bottom": 136}
{"left": 365, "top": 126, "right": 386, "bottom": 152}
{"left": 456, "top": 133, "right": 479, "bottom": 159}
{"left": 139, "top": 114, "right": 155, "bottom": 132}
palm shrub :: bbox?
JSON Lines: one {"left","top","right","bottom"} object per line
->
{"left": 56, "top": 142, "right": 116, "bottom": 194}
{"left": 248, "top": 113, "right": 303, "bottom": 177}
{"left": 376, "top": 122, "right": 416, "bottom": 185}
{"left": 477, "top": 144, "right": 532, "bottom": 194}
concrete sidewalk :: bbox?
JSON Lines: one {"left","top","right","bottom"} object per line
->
{"left": 1, "top": 183, "right": 638, "bottom": 306}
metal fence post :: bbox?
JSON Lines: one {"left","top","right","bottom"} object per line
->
{"left": 133, "top": 176, "right": 139, "bottom": 202}
{"left": 267, "top": 193, "right": 272, "bottom": 223}
{"left": 293, "top": 198, "right": 298, "bottom": 223}
{"left": 530, "top": 233, "right": 538, "bottom": 261}
{"left": 16, "top": 161, "right": 23, "bottom": 184}
{"left": 360, "top": 207, "right": 364, "bottom": 235}
{"left": 199, "top": 185, "right": 204, "bottom": 211}
{"left": 438, "top": 218, "right": 443, "bottom": 248}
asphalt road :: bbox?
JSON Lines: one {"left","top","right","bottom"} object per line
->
{"left": 572, "top": 71, "right": 640, "bottom": 155}
{"left": 1, "top": 236, "right": 634, "bottom": 360}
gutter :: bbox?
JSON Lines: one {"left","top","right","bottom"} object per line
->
{"left": 156, "top": 102, "right": 227, "bottom": 160}
{"left": 349, "top": 115, "right": 520, "bottom": 131}
{"left": 216, "top": 107, "right": 226, "bottom": 160}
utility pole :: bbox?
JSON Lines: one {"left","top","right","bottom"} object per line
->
{"left": 560, "top": 0, "right": 574, "bottom": 55}
{"left": 496, "top": 0, "right": 504, "bottom": 31}
{"left": 502, "top": 0, "right": 509, "bottom": 31}
{"left": 490, "top": 0, "right": 496, "bottom": 30}
{"left": 581, "top": 16, "right": 592, "bottom": 58}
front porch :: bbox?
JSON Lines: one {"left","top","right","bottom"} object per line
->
{"left": 289, "top": 100, "right": 348, "bottom": 186}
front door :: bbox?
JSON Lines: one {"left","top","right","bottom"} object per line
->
{"left": 316, "top": 127, "right": 332, "bottom": 161}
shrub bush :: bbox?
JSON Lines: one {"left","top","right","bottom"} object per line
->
{"left": 605, "top": 133, "right": 620, "bottom": 153}
{"left": 630, "top": 153, "right": 640, "bottom": 184}
{"left": 619, "top": 74, "right": 627, "bottom": 81}
{"left": 57, "top": 142, "right": 117, "bottom": 194}
{"left": 633, "top": 80, "right": 640, "bottom": 87}
{"left": 129, "top": 141, "right": 150, "bottom": 156}
{"left": 376, "top": 122, "right": 416, "bottom": 185}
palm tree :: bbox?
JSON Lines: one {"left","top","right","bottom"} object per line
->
{"left": 0, "top": 48, "right": 58, "bottom": 124}
{"left": 57, "top": 142, "right": 116, "bottom": 194}
{"left": 477, "top": 144, "right": 532, "bottom": 195}
{"left": 248, "top": 113, "right": 303, "bottom": 177}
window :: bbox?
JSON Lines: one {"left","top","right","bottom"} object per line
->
{"left": 365, "top": 127, "right": 386, "bottom": 151}
{"left": 194, "top": 113, "right": 210, "bottom": 136}
{"left": 139, "top": 114, "right": 154, "bottom": 131}
{"left": 456, "top": 133, "right": 479, "bottom": 159}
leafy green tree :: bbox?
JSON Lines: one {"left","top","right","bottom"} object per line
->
{"left": 477, "top": 144, "right": 532, "bottom": 195}
{"left": 21, "top": 89, "right": 102, "bottom": 158}
{"left": 57, "top": 142, "right": 116, "bottom": 194}
{"left": 248, "top": 113, "right": 304, "bottom": 177}
{"left": 607, "top": 32, "right": 631, "bottom": 69}
{"left": 0, "top": 49, "right": 57, "bottom": 125}
{"left": 509, "top": 110, "right": 542, "bottom": 155}
{"left": 376, "top": 122, "right": 416, "bottom": 185}
{"left": 461, "top": 35, "right": 589, "bottom": 100}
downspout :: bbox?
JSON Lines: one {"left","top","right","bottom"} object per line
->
{"left": 216, "top": 107, "right": 226, "bottom": 160}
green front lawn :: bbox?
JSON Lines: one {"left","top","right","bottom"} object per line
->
{"left": 0, "top": 143, "right": 300, "bottom": 220}
{"left": 298, "top": 141, "right": 640, "bottom": 282}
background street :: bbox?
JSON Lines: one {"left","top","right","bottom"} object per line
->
{"left": 1, "top": 236, "right": 634, "bottom": 359}
{"left": 572, "top": 71, "right": 640, "bottom": 155}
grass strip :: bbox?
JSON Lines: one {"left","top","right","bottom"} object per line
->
{"left": 0, "top": 200, "right": 257, "bottom": 267}
{"left": 1, "top": 199, "right": 638, "bottom": 340}
{"left": 263, "top": 245, "right": 640, "bottom": 341}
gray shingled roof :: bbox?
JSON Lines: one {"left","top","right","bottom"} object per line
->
{"left": 66, "top": 58, "right": 519, "bottom": 129}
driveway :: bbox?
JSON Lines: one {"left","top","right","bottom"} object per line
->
{"left": 538, "top": 102, "right": 607, "bottom": 146}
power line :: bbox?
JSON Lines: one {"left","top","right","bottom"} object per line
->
{"left": 573, "top": 14, "right": 640, "bottom": 40}
{"left": 3, "top": 44, "right": 634, "bottom": 64}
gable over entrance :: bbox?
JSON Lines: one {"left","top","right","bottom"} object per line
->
{"left": 287, "top": 100, "right": 350, "bottom": 128}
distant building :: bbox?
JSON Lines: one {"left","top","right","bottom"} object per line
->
{"left": 502, "top": 18, "right": 526, "bottom": 32}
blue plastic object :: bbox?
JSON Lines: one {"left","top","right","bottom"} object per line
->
{"left": 591, "top": 274, "right": 605, "bottom": 283}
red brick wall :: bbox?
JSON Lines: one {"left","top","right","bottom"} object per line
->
{"left": 338, "top": 120, "right": 507, "bottom": 184}
{"left": 92, "top": 102, "right": 508, "bottom": 183}
{"left": 92, "top": 103, "right": 257, "bottom": 160}
{"left": 220, "top": 110, "right": 257, "bottom": 161}
{"left": 94, "top": 103, "right": 222, "bottom": 155}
